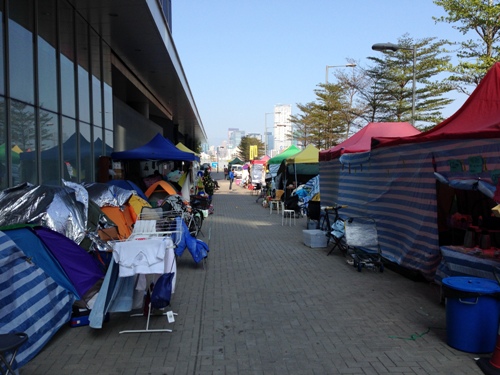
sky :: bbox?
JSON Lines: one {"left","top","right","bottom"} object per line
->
{"left": 172, "top": 1, "right": 470, "bottom": 148}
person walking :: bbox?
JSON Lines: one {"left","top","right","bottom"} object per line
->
{"left": 228, "top": 168, "right": 235, "bottom": 190}
{"left": 223, "top": 165, "right": 228, "bottom": 180}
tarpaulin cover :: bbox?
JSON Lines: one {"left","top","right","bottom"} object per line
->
{"left": 0, "top": 231, "right": 74, "bottom": 370}
{"left": 174, "top": 220, "right": 208, "bottom": 263}
{"left": 111, "top": 133, "right": 197, "bottom": 161}
{"left": 300, "top": 175, "right": 320, "bottom": 207}
{"left": 373, "top": 62, "right": 500, "bottom": 148}
{"left": 0, "top": 183, "right": 87, "bottom": 244}
{"left": 251, "top": 164, "right": 264, "bottom": 184}
{"left": 320, "top": 122, "right": 420, "bottom": 161}
{"left": 84, "top": 182, "right": 133, "bottom": 207}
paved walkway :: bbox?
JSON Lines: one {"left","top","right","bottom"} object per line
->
{"left": 22, "top": 173, "right": 484, "bottom": 374}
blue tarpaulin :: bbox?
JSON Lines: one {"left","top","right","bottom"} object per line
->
{"left": 174, "top": 220, "right": 208, "bottom": 263}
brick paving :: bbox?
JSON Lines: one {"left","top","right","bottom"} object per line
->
{"left": 21, "top": 173, "right": 485, "bottom": 374}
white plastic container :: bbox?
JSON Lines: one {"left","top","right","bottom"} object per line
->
{"left": 303, "top": 230, "right": 328, "bottom": 248}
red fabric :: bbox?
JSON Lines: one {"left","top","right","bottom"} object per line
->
{"left": 319, "top": 122, "right": 420, "bottom": 161}
{"left": 251, "top": 159, "right": 267, "bottom": 165}
{"left": 373, "top": 62, "right": 500, "bottom": 149}
{"left": 494, "top": 181, "right": 500, "bottom": 203}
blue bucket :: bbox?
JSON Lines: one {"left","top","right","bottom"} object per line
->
{"left": 442, "top": 277, "right": 500, "bottom": 353}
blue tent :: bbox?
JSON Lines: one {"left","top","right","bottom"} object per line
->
{"left": 34, "top": 226, "right": 104, "bottom": 299}
{"left": 111, "top": 133, "right": 197, "bottom": 162}
{"left": 3, "top": 226, "right": 104, "bottom": 300}
{"left": 3, "top": 226, "right": 80, "bottom": 299}
{"left": 0, "top": 230, "right": 74, "bottom": 370}
{"left": 107, "top": 179, "right": 148, "bottom": 200}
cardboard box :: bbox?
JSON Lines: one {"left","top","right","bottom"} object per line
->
{"left": 303, "top": 229, "right": 328, "bottom": 248}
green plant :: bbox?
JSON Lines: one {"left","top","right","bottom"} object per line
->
{"left": 203, "top": 175, "right": 216, "bottom": 196}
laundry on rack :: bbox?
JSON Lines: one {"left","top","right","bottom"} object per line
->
{"left": 135, "top": 237, "right": 177, "bottom": 293}
{"left": 90, "top": 237, "right": 177, "bottom": 329}
{"left": 112, "top": 239, "right": 166, "bottom": 277}
{"left": 132, "top": 220, "right": 157, "bottom": 234}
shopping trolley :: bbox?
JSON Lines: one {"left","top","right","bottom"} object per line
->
{"left": 344, "top": 216, "right": 384, "bottom": 272}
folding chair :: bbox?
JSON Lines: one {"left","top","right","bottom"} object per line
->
{"left": 320, "top": 205, "right": 349, "bottom": 256}
{"left": 0, "top": 332, "right": 28, "bottom": 375}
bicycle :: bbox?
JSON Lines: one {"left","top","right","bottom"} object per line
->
{"left": 184, "top": 208, "right": 204, "bottom": 237}
{"left": 255, "top": 183, "right": 270, "bottom": 204}
{"left": 319, "top": 204, "right": 348, "bottom": 256}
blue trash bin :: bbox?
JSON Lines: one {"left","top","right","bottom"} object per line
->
{"left": 442, "top": 277, "right": 500, "bottom": 353}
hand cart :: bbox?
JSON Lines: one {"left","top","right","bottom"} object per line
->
{"left": 344, "top": 216, "right": 384, "bottom": 272}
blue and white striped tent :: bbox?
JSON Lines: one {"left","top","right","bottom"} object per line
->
{"left": 320, "top": 138, "right": 500, "bottom": 279}
{"left": 320, "top": 63, "right": 500, "bottom": 280}
{"left": 0, "top": 231, "right": 74, "bottom": 370}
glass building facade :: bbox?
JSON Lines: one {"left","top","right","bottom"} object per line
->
{"left": 0, "top": 0, "right": 205, "bottom": 189}
{"left": 0, "top": 0, "right": 113, "bottom": 188}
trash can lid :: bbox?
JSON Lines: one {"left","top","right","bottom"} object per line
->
{"left": 442, "top": 277, "right": 500, "bottom": 294}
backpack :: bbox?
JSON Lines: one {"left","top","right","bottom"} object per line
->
{"left": 150, "top": 272, "right": 175, "bottom": 309}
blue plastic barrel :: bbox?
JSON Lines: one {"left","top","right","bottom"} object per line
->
{"left": 442, "top": 277, "right": 500, "bottom": 353}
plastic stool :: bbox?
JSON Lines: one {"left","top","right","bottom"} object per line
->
{"left": 0, "top": 332, "right": 28, "bottom": 375}
{"left": 269, "top": 200, "right": 281, "bottom": 215}
{"left": 282, "top": 209, "right": 296, "bottom": 226}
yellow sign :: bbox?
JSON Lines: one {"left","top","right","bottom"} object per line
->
{"left": 249, "top": 145, "right": 258, "bottom": 160}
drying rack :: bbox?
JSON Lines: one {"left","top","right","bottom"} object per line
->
{"left": 128, "top": 208, "right": 183, "bottom": 241}
{"left": 115, "top": 208, "right": 183, "bottom": 334}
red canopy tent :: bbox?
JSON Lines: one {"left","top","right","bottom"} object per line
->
{"left": 319, "top": 63, "right": 500, "bottom": 281}
{"left": 373, "top": 62, "right": 500, "bottom": 148}
{"left": 319, "top": 122, "right": 420, "bottom": 161}
{"left": 251, "top": 155, "right": 269, "bottom": 165}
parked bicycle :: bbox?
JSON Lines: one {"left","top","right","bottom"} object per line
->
{"left": 183, "top": 208, "right": 204, "bottom": 237}
{"left": 255, "top": 183, "right": 271, "bottom": 204}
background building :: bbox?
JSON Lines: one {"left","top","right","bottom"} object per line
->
{"left": 0, "top": 0, "right": 205, "bottom": 188}
{"left": 272, "top": 104, "right": 292, "bottom": 156}
{"left": 247, "top": 133, "right": 262, "bottom": 141}
{"left": 228, "top": 128, "right": 245, "bottom": 149}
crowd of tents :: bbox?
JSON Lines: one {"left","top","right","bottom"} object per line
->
{"left": 260, "top": 62, "right": 500, "bottom": 284}
{"left": 0, "top": 135, "right": 211, "bottom": 371}
{"left": 3, "top": 59, "right": 500, "bottom": 373}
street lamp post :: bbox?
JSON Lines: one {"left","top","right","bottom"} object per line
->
{"left": 325, "top": 63, "right": 356, "bottom": 84}
{"left": 372, "top": 42, "right": 416, "bottom": 125}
